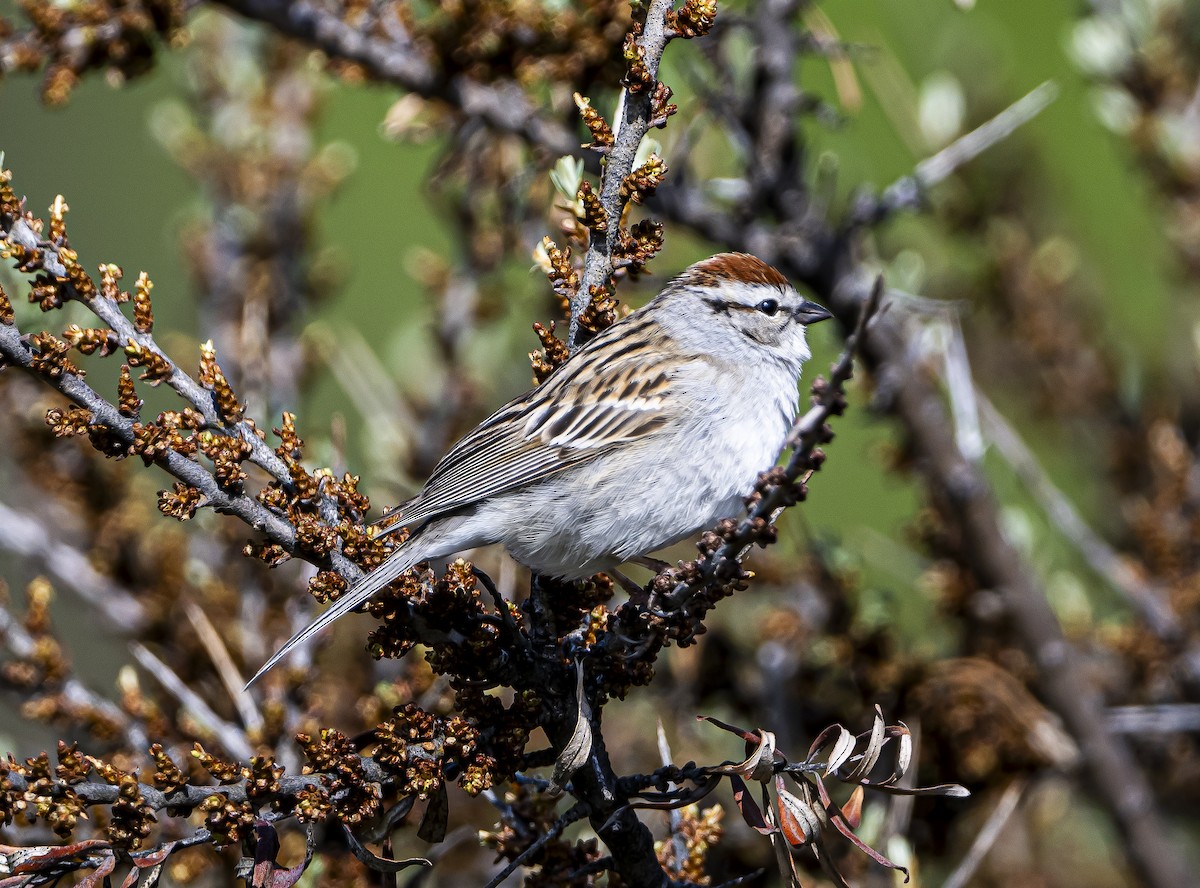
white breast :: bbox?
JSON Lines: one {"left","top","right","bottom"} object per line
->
{"left": 475, "top": 356, "right": 800, "bottom": 580}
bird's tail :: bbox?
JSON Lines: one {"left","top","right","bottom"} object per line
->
{"left": 246, "top": 543, "right": 422, "bottom": 687}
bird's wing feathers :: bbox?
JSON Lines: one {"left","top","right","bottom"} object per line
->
{"left": 389, "top": 339, "right": 677, "bottom": 529}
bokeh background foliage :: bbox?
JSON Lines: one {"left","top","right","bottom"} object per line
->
{"left": 0, "top": 0, "right": 1198, "bottom": 885}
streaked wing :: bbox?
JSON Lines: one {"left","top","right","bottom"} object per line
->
{"left": 390, "top": 321, "right": 677, "bottom": 529}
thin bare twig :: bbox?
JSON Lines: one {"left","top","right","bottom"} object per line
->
{"left": 183, "top": 600, "right": 264, "bottom": 733}
{"left": 915, "top": 81, "right": 1060, "bottom": 187}
{"left": 0, "top": 496, "right": 146, "bottom": 629}
{"left": 977, "top": 394, "right": 1182, "bottom": 641}
{"left": 215, "top": 0, "right": 577, "bottom": 156}
{"left": 941, "top": 779, "right": 1026, "bottom": 888}
{"left": 481, "top": 803, "right": 589, "bottom": 888}
{"left": 130, "top": 642, "right": 254, "bottom": 761}
{"left": 1106, "top": 704, "right": 1200, "bottom": 735}
{"left": 850, "top": 80, "right": 1060, "bottom": 227}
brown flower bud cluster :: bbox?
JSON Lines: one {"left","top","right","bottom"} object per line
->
{"left": 297, "top": 729, "right": 380, "bottom": 826}
{"left": 0, "top": 750, "right": 85, "bottom": 839}
{"left": 1, "top": 0, "right": 187, "bottom": 105}
{"left": 577, "top": 285, "right": 618, "bottom": 334}
{"left": 149, "top": 744, "right": 187, "bottom": 793}
{"left": 116, "top": 364, "right": 141, "bottom": 417}
{"left": 649, "top": 81, "right": 678, "bottom": 127}
{"left": 620, "top": 154, "right": 668, "bottom": 205}
{"left": 102, "top": 767, "right": 157, "bottom": 851}
{"left": 622, "top": 33, "right": 653, "bottom": 94}
{"left": 399, "top": 1, "right": 630, "bottom": 89}
{"left": 665, "top": 0, "right": 718, "bottom": 39}
{"left": 616, "top": 219, "right": 665, "bottom": 274}
{"left": 63, "top": 324, "right": 121, "bottom": 357}
{"left": 530, "top": 320, "right": 571, "bottom": 384}
{"left": 539, "top": 237, "right": 580, "bottom": 300}
{"left": 246, "top": 412, "right": 378, "bottom": 567}
{"left": 577, "top": 180, "right": 608, "bottom": 231}
{"left": 123, "top": 338, "right": 173, "bottom": 384}
{"left": 532, "top": 238, "right": 583, "bottom": 379}
{"left": 28, "top": 331, "right": 82, "bottom": 379}
{"left": 198, "top": 340, "right": 244, "bottom": 424}
{"left": 373, "top": 703, "right": 496, "bottom": 799}
{"left": 199, "top": 793, "right": 256, "bottom": 846}
{"left": 133, "top": 271, "right": 154, "bottom": 333}
{"left": 573, "top": 92, "right": 614, "bottom": 150}
{"left": 366, "top": 560, "right": 511, "bottom": 675}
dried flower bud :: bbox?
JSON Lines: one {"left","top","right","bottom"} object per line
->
{"left": 200, "top": 793, "right": 255, "bottom": 846}
{"left": 42, "top": 64, "right": 78, "bottom": 106}
{"left": 574, "top": 92, "right": 614, "bottom": 149}
{"left": 245, "top": 755, "right": 284, "bottom": 801}
{"left": 28, "top": 332, "right": 83, "bottom": 379}
{"left": 666, "top": 0, "right": 718, "bottom": 39}
{"left": 63, "top": 324, "right": 120, "bottom": 356}
{"left": 133, "top": 272, "right": 153, "bottom": 333}
{"left": 274, "top": 411, "right": 304, "bottom": 458}
{"left": 0, "top": 166, "right": 17, "bottom": 217}
{"left": 28, "top": 275, "right": 65, "bottom": 312}
{"left": 149, "top": 743, "right": 187, "bottom": 793}
{"left": 539, "top": 236, "right": 579, "bottom": 299}
{"left": 198, "top": 340, "right": 244, "bottom": 423}
{"left": 622, "top": 34, "right": 653, "bottom": 94}
{"left": 99, "top": 263, "right": 126, "bottom": 301}
{"left": 294, "top": 785, "right": 331, "bottom": 823}
{"left": 243, "top": 541, "right": 289, "bottom": 565}
{"left": 620, "top": 154, "right": 668, "bottom": 205}
{"left": 578, "top": 285, "right": 617, "bottom": 335}
{"left": 124, "top": 339, "right": 173, "bottom": 384}
{"left": 157, "top": 482, "right": 203, "bottom": 520}
{"left": 578, "top": 181, "right": 608, "bottom": 232}
{"left": 530, "top": 321, "right": 570, "bottom": 384}
{"left": 116, "top": 365, "right": 142, "bottom": 418}
{"left": 650, "top": 81, "right": 678, "bottom": 127}
{"left": 45, "top": 405, "right": 92, "bottom": 438}
{"left": 192, "top": 742, "right": 241, "bottom": 783}
{"left": 48, "top": 195, "right": 68, "bottom": 243}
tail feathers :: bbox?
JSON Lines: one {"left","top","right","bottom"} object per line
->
{"left": 246, "top": 547, "right": 420, "bottom": 687}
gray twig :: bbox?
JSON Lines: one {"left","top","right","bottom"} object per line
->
{"left": 941, "top": 779, "right": 1026, "bottom": 888}
{"left": 977, "top": 393, "right": 1183, "bottom": 641}
{"left": 481, "top": 803, "right": 589, "bottom": 888}
{"left": 571, "top": 0, "right": 674, "bottom": 348}
{"left": 0, "top": 495, "right": 146, "bottom": 630}
{"left": 130, "top": 642, "right": 254, "bottom": 761}
{"left": 1106, "top": 704, "right": 1200, "bottom": 735}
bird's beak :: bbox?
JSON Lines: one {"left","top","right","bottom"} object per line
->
{"left": 793, "top": 300, "right": 833, "bottom": 325}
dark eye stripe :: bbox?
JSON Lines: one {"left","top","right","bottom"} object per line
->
{"left": 704, "top": 297, "right": 763, "bottom": 315}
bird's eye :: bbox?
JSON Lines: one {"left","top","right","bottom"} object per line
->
{"left": 756, "top": 298, "right": 781, "bottom": 316}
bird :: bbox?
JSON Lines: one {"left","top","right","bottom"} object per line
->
{"left": 250, "top": 253, "right": 831, "bottom": 683}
